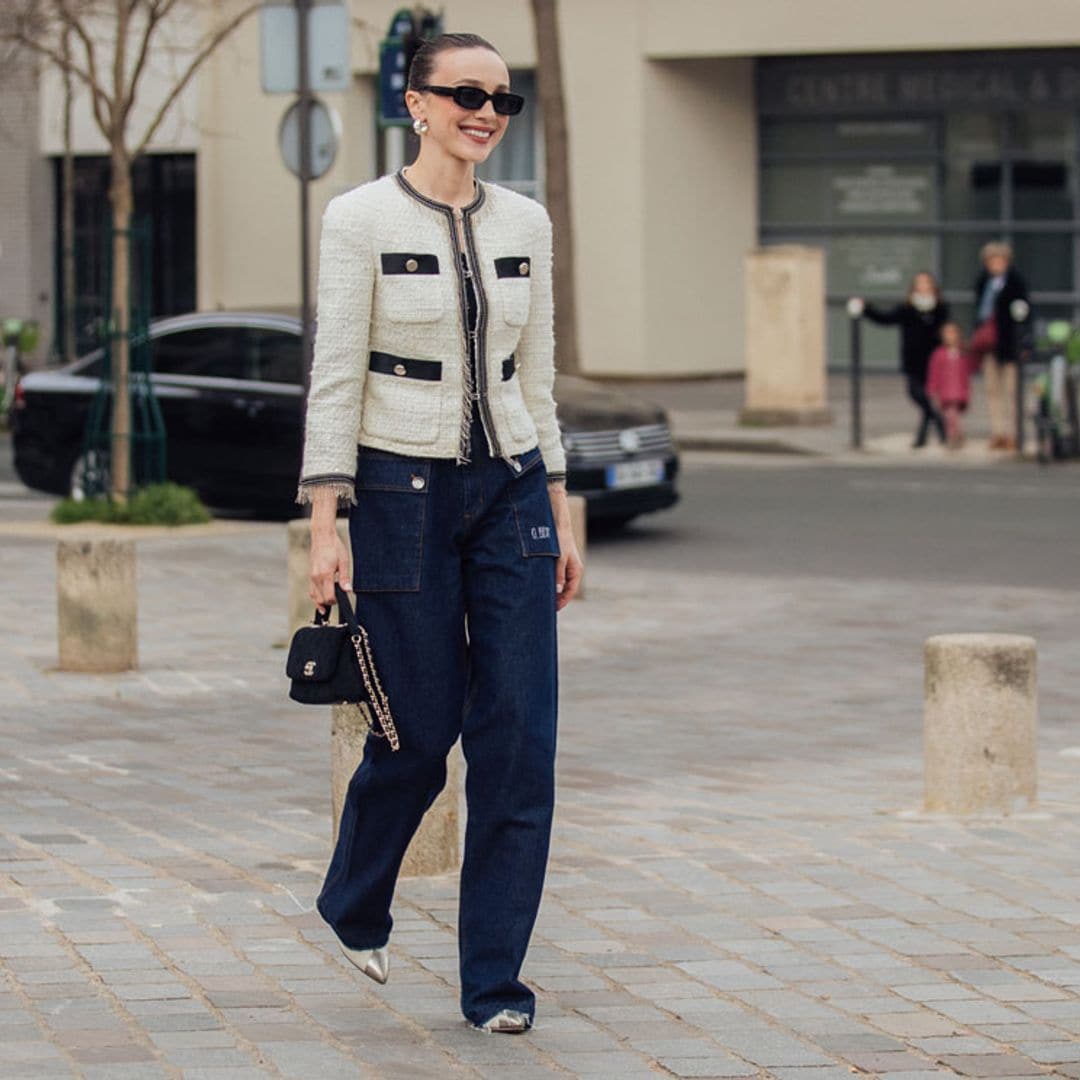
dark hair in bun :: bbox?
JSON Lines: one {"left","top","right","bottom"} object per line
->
{"left": 407, "top": 32, "right": 503, "bottom": 92}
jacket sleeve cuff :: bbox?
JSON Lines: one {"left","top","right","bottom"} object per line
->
{"left": 295, "top": 476, "right": 357, "bottom": 507}
{"left": 546, "top": 472, "right": 567, "bottom": 485}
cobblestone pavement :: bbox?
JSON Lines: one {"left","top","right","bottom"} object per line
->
{"left": 3, "top": 490, "right": 1080, "bottom": 1079}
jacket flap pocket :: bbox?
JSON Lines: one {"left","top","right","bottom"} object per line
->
{"left": 495, "top": 256, "right": 530, "bottom": 279}
{"left": 356, "top": 449, "right": 432, "bottom": 493}
{"left": 381, "top": 253, "right": 440, "bottom": 275}
{"left": 286, "top": 627, "right": 344, "bottom": 681}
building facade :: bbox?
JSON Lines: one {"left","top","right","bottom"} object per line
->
{"left": 18, "top": 0, "right": 1080, "bottom": 374}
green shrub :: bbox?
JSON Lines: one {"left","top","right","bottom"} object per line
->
{"left": 126, "top": 482, "right": 211, "bottom": 525}
{"left": 52, "top": 496, "right": 124, "bottom": 524}
{"left": 51, "top": 482, "right": 211, "bottom": 526}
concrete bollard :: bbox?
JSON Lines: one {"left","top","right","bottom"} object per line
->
{"left": 289, "top": 516, "right": 462, "bottom": 876}
{"left": 567, "top": 494, "right": 587, "bottom": 600}
{"left": 57, "top": 539, "right": 137, "bottom": 672}
{"left": 330, "top": 705, "right": 461, "bottom": 877}
{"left": 740, "top": 246, "right": 832, "bottom": 427}
{"left": 924, "top": 634, "right": 1037, "bottom": 815}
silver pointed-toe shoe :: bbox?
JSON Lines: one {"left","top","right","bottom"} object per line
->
{"left": 338, "top": 941, "right": 389, "bottom": 985}
{"left": 474, "top": 1008, "right": 532, "bottom": 1034}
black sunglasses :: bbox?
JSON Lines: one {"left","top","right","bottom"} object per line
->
{"left": 420, "top": 84, "right": 525, "bottom": 116}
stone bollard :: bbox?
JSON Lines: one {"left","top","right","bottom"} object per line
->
{"left": 567, "top": 494, "right": 587, "bottom": 600}
{"left": 330, "top": 705, "right": 462, "bottom": 877}
{"left": 288, "top": 516, "right": 461, "bottom": 875}
{"left": 740, "top": 245, "right": 832, "bottom": 427}
{"left": 924, "top": 634, "right": 1037, "bottom": 815}
{"left": 57, "top": 539, "right": 137, "bottom": 672}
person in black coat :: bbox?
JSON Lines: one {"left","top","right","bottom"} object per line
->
{"left": 969, "top": 242, "right": 1030, "bottom": 450}
{"left": 857, "top": 272, "right": 948, "bottom": 448}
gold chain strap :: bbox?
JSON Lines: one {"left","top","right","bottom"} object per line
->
{"left": 350, "top": 630, "right": 400, "bottom": 751}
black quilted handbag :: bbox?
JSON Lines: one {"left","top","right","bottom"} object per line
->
{"left": 285, "top": 584, "right": 400, "bottom": 750}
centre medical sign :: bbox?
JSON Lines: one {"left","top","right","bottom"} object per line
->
{"left": 758, "top": 49, "right": 1080, "bottom": 115}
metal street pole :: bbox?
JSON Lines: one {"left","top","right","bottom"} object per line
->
{"left": 847, "top": 298, "right": 865, "bottom": 451}
{"left": 1011, "top": 299, "right": 1031, "bottom": 460}
{"left": 298, "top": 0, "right": 313, "bottom": 396}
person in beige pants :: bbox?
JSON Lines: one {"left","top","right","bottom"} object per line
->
{"left": 969, "top": 242, "right": 1030, "bottom": 451}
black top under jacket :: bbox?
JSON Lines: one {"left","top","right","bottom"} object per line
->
{"left": 973, "top": 268, "right": 1030, "bottom": 364}
{"left": 863, "top": 300, "right": 950, "bottom": 382}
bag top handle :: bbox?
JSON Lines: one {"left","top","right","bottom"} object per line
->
{"left": 314, "top": 584, "right": 360, "bottom": 632}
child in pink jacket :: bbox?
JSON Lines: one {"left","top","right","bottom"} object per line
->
{"left": 926, "top": 322, "right": 973, "bottom": 448}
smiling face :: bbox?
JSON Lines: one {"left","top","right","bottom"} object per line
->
{"left": 406, "top": 47, "right": 511, "bottom": 165}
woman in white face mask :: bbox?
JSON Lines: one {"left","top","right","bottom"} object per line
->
{"left": 856, "top": 272, "right": 950, "bottom": 449}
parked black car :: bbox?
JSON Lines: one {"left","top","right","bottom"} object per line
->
{"left": 13, "top": 312, "right": 679, "bottom": 523}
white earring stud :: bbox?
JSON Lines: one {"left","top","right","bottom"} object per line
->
{"left": 413, "top": 118, "right": 429, "bottom": 135}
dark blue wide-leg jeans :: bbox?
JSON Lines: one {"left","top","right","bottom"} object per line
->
{"left": 316, "top": 418, "right": 559, "bottom": 1027}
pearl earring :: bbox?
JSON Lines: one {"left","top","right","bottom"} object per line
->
{"left": 413, "top": 118, "right": 428, "bottom": 136}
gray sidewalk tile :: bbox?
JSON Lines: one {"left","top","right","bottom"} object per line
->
{"left": 936, "top": 1055, "right": 1047, "bottom": 1076}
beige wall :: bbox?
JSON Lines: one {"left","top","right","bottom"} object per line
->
{"left": 644, "top": 0, "right": 1080, "bottom": 58}
{"left": 642, "top": 57, "right": 757, "bottom": 376}
{"left": 555, "top": 1, "right": 647, "bottom": 376}
{"left": 1, "top": 58, "right": 53, "bottom": 357}
{"left": 195, "top": 4, "right": 365, "bottom": 311}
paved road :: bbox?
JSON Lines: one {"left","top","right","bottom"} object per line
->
{"left": 601, "top": 453, "right": 1080, "bottom": 589}
{"left": 3, "top": 449, "right": 1080, "bottom": 1078}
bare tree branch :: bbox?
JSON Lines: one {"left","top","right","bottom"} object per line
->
{"left": 111, "top": 0, "right": 129, "bottom": 134}
{"left": 3, "top": 26, "right": 100, "bottom": 106}
{"left": 132, "top": 0, "right": 257, "bottom": 157}
{"left": 121, "top": 0, "right": 163, "bottom": 125}
{"left": 57, "top": 0, "right": 112, "bottom": 134}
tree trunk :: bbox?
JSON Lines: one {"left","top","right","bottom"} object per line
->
{"left": 530, "top": 0, "right": 580, "bottom": 375}
{"left": 61, "top": 25, "right": 76, "bottom": 364}
{"left": 109, "top": 142, "right": 132, "bottom": 501}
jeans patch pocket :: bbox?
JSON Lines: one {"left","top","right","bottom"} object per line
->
{"left": 351, "top": 450, "right": 430, "bottom": 591}
{"left": 511, "top": 474, "right": 560, "bottom": 558}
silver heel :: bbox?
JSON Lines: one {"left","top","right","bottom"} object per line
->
{"left": 338, "top": 941, "right": 389, "bottom": 985}
{"left": 474, "top": 1008, "right": 531, "bottom": 1033}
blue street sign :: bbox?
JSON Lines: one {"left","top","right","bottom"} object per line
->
{"left": 377, "top": 8, "right": 443, "bottom": 128}
{"left": 389, "top": 8, "right": 414, "bottom": 37}
{"left": 378, "top": 39, "right": 411, "bottom": 126}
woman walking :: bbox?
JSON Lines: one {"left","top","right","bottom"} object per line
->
{"left": 295, "top": 32, "right": 583, "bottom": 1033}
{"left": 858, "top": 272, "right": 948, "bottom": 448}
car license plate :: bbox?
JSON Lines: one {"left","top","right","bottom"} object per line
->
{"left": 605, "top": 458, "right": 665, "bottom": 489}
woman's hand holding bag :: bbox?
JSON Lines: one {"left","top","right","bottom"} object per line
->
{"left": 285, "top": 583, "right": 400, "bottom": 751}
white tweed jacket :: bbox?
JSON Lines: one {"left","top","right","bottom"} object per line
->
{"left": 295, "top": 170, "right": 565, "bottom": 506}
